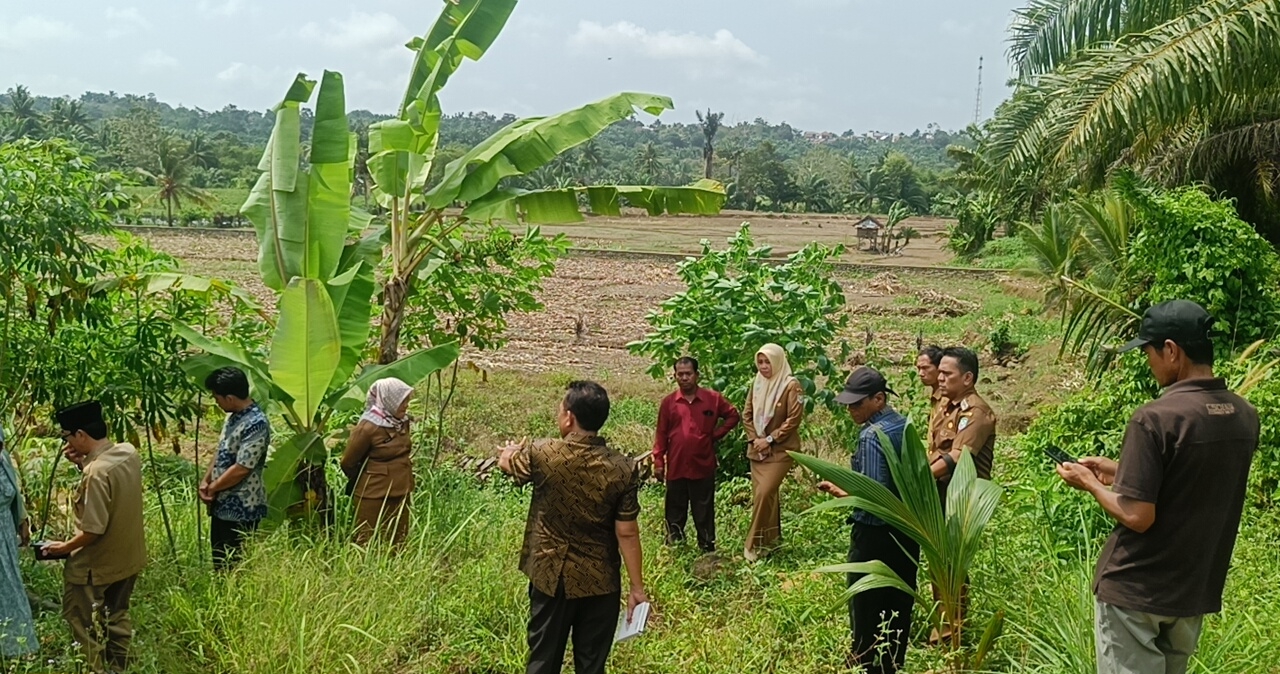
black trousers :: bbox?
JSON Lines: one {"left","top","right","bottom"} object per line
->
{"left": 527, "top": 581, "right": 620, "bottom": 674}
{"left": 848, "top": 523, "right": 921, "bottom": 674}
{"left": 663, "top": 476, "right": 716, "bottom": 552}
{"left": 211, "top": 516, "right": 259, "bottom": 571}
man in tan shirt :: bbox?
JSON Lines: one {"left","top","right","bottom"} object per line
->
{"left": 499, "top": 381, "right": 647, "bottom": 674}
{"left": 42, "top": 401, "right": 147, "bottom": 674}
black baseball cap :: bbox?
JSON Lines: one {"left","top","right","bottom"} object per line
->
{"left": 834, "top": 367, "right": 897, "bottom": 405}
{"left": 1118, "top": 299, "right": 1215, "bottom": 353}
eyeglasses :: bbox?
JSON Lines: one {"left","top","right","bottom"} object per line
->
{"left": 59, "top": 431, "right": 74, "bottom": 441}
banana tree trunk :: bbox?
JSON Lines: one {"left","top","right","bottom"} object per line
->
{"left": 378, "top": 275, "right": 411, "bottom": 364}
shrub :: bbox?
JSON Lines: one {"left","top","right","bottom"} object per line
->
{"left": 628, "top": 224, "right": 850, "bottom": 476}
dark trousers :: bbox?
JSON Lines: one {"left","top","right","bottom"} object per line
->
{"left": 663, "top": 476, "right": 716, "bottom": 551}
{"left": 527, "top": 581, "right": 620, "bottom": 674}
{"left": 211, "top": 516, "right": 259, "bottom": 571}
{"left": 848, "top": 523, "right": 921, "bottom": 674}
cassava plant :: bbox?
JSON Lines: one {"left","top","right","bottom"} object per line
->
{"left": 791, "top": 418, "right": 1004, "bottom": 670}
{"left": 368, "top": 0, "right": 727, "bottom": 363}
{"left": 628, "top": 224, "right": 849, "bottom": 477}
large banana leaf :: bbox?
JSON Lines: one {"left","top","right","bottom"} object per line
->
{"left": 328, "top": 341, "right": 461, "bottom": 410}
{"left": 261, "top": 430, "right": 322, "bottom": 523}
{"left": 178, "top": 353, "right": 280, "bottom": 409}
{"left": 243, "top": 72, "right": 352, "bottom": 289}
{"left": 269, "top": 278, "right": 341, "bottom": 425}
{"left": 462, "top": 180, "right": 728, "bottom": 224}
{"left": 369, "top": 0, "right": 516, "bottom": 205}
{"left": 425, "top": 92, "right": 676, "bottom": 209}
{"left": 325, "top": 227, "right": 386, "bottom": 390}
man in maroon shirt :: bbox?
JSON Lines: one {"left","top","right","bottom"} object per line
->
{"left": 653, "top": 357, "right": 740, "bottom": 552}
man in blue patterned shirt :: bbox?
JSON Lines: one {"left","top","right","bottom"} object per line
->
{"left": 819, "top": 366, "right": 919, "bottom": 674}
{"left": 199, "top": 367, "right": 271, "bottom": 570}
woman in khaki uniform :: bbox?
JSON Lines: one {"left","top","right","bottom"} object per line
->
{"left": 341, "top": 378, "right": 415, "bottom": 548}
{"left": 742, "top": 343, "right": 804, "bottom": 561}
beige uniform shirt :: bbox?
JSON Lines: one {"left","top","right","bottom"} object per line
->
{"left": 929, "top": 391, "right": 997, "bottom": 481}
{"left": 66, "top": 442, "right": 148, "bottom": 586}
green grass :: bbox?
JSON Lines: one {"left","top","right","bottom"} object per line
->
{"left": 121, "top": 187, "right": 250, "bottom": 222}
{"left": 11, "top": 365, "right": 1280, "bottom": 673}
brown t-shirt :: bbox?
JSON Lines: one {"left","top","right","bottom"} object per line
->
{"left": 508, "top": 432, "right": 640, "bottom": 598}
{"left": 66, "top": 442, "right": 148, "bottom": 586}
{"left": 1094, "top": 378, "right": 1258, "bottom": 617}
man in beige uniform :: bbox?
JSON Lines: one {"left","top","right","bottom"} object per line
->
{"left": 42, "top": 401, "right": 147, "bottom": 674}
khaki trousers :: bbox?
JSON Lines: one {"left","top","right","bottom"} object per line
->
{"left": 353, "top": 493, "right": 411, "bottom": 549}
{"left": 745, "top": 456, "right": 793, "bottom": 557}
{"left": 1096, "top": 600, "right": 1204, "bottom": 674}
{"left": 62, "top": 574, "right": 137, "bottom": 674}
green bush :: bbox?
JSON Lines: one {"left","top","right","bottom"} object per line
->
{"left": 628, "top": 224, "right": 850, "bottom": 477}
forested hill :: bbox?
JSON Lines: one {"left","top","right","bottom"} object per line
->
{"left": 1, "top": 87, "right": 970, "bottom": 215}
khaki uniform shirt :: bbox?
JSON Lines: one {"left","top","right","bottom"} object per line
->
{"left": 508, "top": 432, "right": 640, "bottom": 598}
{"left": 341, "top": 421, "right": 414, "bottom": 499}
{"left": 742, "top": 378, "right": 805, "bottom": 462}
{"left": 926, "top": 387, "right": 947, "bottom": 452}
{"left": 66, "top": 442, "right": 148, "bottom": 586}
{"left": 929, "top": 391, "right": 997, "bottom": 481}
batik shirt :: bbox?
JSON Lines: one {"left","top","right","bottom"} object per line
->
{"left": 212, "top": 403, "right": 271, "bottom": 522}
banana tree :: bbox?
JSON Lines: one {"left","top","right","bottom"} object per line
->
{"left": 176, "top": 72, "right": 459, "bottom": 520}
{"left": 790, "top": 418, "right": 1004, "bottom": 669}
{"left": 368, "top": 0, "right": 728, "bottom": 362}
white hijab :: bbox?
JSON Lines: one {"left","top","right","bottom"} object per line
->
{"left": 751, "top": 343, "right": 795, "bottom": 435}
{"left": 360, "top": 378, "right": 414, "bottom": 431}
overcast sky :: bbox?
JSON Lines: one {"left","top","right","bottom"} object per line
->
{"left": 0, "top": 0, "right": 1022, "bottom": 132}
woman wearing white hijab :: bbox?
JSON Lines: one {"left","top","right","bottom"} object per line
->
{"left": 341, "top": 378, "right": 416, "bottom": 548}
{"left": 741, "top": 343, "right": 805, "bottom": 561}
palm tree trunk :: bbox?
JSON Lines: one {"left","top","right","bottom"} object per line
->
{"left": 704, "top": 146, "right": 714, "bottom": 179}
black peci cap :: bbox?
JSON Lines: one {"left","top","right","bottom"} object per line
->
{"left": 1118, "top": 299, "right": 1215, "bottom": 353}
{"left": 55, "top": 401, "right": 104, "bottom": 433}
{"left": 834, "top": 366, "right": 897, "bottom": 405}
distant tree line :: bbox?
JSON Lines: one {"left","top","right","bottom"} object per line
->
{"left": 1, "top": 85, "right": 974, "bottom": 218}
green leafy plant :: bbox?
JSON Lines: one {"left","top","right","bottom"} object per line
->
{"left": 791, "top": 419, "right": 1003, "bottom": 669}
{"left": 367, "top": 0, "right": 726, "bottom": 363}
{"left": 175, "top": 73, "right": 459, "bottom": 522}
{"left": 627, "top": 224, "right": 849, "bottom": 476}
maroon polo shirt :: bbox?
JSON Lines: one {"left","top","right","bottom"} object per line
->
{"left": 653, "top": 387, "right": 740, "bottom": 481}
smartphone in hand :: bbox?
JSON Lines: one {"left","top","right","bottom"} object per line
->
{"left": 1043, "top": 445, "right": 1077, "bottom": 465}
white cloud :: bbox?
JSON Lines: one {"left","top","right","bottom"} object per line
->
{"left": 105, "top": 6, "right": 151, "bottom": 38}
{"left": 940, "top": 19, "right": 976, "bottom": 37}
{"left": 570, "top": 21, "right": 764, "bottom": 66}
{"left": 199, "top": 0, "right": 247, "bottom": 17}
{"left": 0, "top": 15, "right": 78, "bottom": 51}
{"left": 140, "top": 49, "right": 179, "bottom": 71}
{"left": 299, "top": 11, "right": 408, "bottom": 50}
{"left": 215, "top": 62, "right": 287, "bottom": 91}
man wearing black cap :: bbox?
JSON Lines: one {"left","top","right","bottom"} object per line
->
{"left": 1057, "top": 300, "right": 1258, "bottom": 674}
{"left": 42, "top": 401, "right": 147, "bottom": 674}
{"left": 818, "top": 367, "right": 918, "bottom": 674}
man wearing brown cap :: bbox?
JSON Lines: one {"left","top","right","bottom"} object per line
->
{"left": 1057, "top": 300, "right": 1258, "bottom": 674}
{"left": 41, "top": 401, "right": 147, "bottom": 674}
{"left": 817, "top": 367, "right": 918, "bottom": 674}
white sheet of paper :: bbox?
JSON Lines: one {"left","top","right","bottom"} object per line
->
{"left": 614, "top": 602, "right": 650, "bottom": 643}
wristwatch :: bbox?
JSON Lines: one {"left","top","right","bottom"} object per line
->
{"left": 765, "top": 435, "right": 775, "bottom": 446}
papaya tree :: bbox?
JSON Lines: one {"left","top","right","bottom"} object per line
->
{"left": 368, "top": 0, "right": 728, "bottom": 362}
{"left": 176, "top": 72, "right": 458, "bottom": 520}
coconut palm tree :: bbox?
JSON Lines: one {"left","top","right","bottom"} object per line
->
{"left": 3, "top": 86, "right": 42, "bottom": 140}
{"left": 982, "top": 0, "right": 1280, "bottom": 235}
{"left": 138, "top": 135, "right": 213, "bottom": 226}
{"left": 635, "top": 142, "right": 664, "bottom": 184}
{"left": 696, "top": 108, "right": 724, "bottom": 179}
{"left": 46, "top": 99, "right": 91, "bottom": 142}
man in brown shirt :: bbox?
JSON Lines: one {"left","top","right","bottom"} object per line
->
{"left": 499, "top": 381, "right": 648, "bottom": 674}
{"left": 916, "top": 344, "right": 946, "bottom": 451}
{"left": 42, "top": 401, "right": 147, "bottom": 674}
{"left": 929, "top": 346, "right": 997, "bottom": 485}
{"left": 1058, "top": 300, "right": 1257, "bottom": 674}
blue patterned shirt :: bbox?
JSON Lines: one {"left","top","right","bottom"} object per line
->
{"left": 851, "top": 407, "right": 907, "bottom": 526}
{"left": 212, "top": 403, "right": 271, "bottom": 522}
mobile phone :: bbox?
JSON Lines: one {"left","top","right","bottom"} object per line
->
{"left": 1043, "top": 445, "right": 1077, "bottom": 465}
{"left": 32, "top": 541, "right": 70, "bottom": 561}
